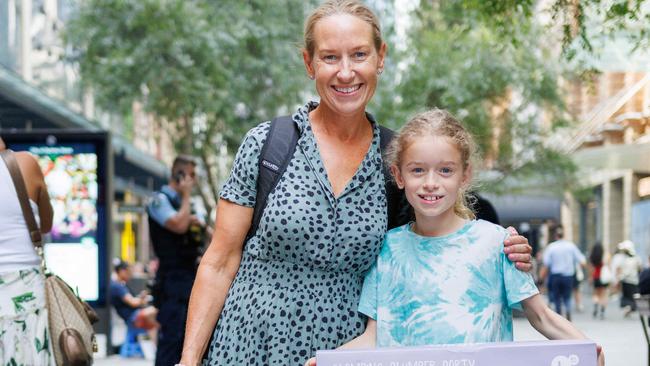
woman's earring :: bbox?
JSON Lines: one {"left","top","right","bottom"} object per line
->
{"left": 308, "top": 74, "right": 315, "bottom": 79}
{"left": 377, "top": 68, "right": 383, "bottom": 75}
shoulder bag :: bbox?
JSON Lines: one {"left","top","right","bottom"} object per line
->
{"left": 0, "top": 149, "right": 99, "bottom": 366}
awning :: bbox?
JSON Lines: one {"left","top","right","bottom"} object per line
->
{"left": 482, "top": 193, "right": 562, "bottom": 224}
{"left": 574, "top": 141, "right": 650, "bottom": 173}
{"left": 0, "top": 65, "right": 167, "bottom": 195}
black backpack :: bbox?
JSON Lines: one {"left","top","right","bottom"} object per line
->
{"left": 246, "top": 115, "right": 413, "bottom": 240}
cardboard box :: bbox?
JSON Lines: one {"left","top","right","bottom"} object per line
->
{"left": 316, "top": 340, "right": 597, "bottom": 366}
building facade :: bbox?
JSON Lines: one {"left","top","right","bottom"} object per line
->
{"left": 563, "top": 71, "right": 650, "bottom": 261}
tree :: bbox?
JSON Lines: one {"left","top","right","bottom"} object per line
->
{"left": 373, "top": 0, "right": 577, "bottom": 195}
{"left": 64, "top": 0, "right": 316, "bottom": 214}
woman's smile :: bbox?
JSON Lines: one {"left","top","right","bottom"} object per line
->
{"left": 332, "top": 84, "right": 363, "bottom": 95}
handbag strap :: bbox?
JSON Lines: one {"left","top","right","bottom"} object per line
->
{"left": 0, "top": 150, "right": 44, "bottom": 249}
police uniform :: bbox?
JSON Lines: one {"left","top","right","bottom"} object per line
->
{"left": 147, "top": 185, "right": 202, "bottom": 366}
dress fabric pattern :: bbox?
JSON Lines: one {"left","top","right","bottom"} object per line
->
{"left": 204, "top": 102, "right": 387, "bottom": 365}
{"left": 0, "top": 268, "right": 55, "bottom": 366}
{"left": 358, "top": 220, "right": 539, "bottom": 347}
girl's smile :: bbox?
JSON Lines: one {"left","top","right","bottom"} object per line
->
{"left": 392, "top": 135, "right": 470, "bottom": 236}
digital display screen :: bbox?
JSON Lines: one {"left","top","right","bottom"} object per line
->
{"left": 11, "top": 142, "right": 103, "bottom": 302}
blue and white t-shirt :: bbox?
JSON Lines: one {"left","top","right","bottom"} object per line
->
{"left": 358, "top": 220, "right": 539, "bottom": 347}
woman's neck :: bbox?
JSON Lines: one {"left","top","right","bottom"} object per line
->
{"left": 412, "top": 211, "right": 468, "bottom": 238}
{"left": 309, "top": 104, "right": 369, "bottom": 141}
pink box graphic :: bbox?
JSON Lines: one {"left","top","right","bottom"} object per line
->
{"left": 316, "top": 340, "right": 597, "bottom": 366}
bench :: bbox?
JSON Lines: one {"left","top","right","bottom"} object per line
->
{"left": 635, "top": 294, "right": 650, "bottom": 366}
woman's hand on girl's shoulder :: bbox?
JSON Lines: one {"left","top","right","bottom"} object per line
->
{"left": 503, "top": 226, "right": 533, "bottom": 272}
{"left": 305, "top": 357, "right": 317, "bottom": 366}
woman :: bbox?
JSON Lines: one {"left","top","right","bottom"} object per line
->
{"left": 0, "top": 136, "right": 55, "bottom": 365}
{"left": 589, "top": 243, "right": 609, "bottom": 319}
{"left": 178, "top": 1, "right": 533, "bottom": 365}
{"left": 616, "top": 241, "right": 642, "bottom": 317}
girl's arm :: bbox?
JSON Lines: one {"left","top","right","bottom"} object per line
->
{"left": 522, "top": 294, "right": 605, "bottom": 365}
{"left": 305, "top": 319, "right": 377, "bottom": 366}
{"left": 521, "top": 294, "right": 585, "bottom": 339}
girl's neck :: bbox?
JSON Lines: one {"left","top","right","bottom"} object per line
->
{"left": 309, "top": 104, "right": 369, "bottom": 141}
{"left": 412, "top": 211, "right": 468, "bottom": 238}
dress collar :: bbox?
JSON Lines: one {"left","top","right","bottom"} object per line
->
{"left": 292, "top": 101, "right": 383, "bottom": 201}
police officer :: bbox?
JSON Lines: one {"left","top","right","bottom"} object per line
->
{"left": 147, "top": 155, "right": 204, "bottom": 366}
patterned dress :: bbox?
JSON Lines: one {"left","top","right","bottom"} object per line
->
{"left": 204, "top": 102, "right": 387, "bottom": 365}
{"left": 0, "top": 268, "right": 54, "bottom": 366}
{"left": 358, "top": 220, "right": 539, "bottom": 347}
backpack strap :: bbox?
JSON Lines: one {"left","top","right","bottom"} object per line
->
{"left": 0, "top": 150, "right": 44, "bottom": 248}
{"left": 246, "top": 115, "right": 300, "bottom": 240}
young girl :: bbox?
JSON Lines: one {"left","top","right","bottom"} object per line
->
{"left": 306, "top": 109, "right": 603, "bottom": 365}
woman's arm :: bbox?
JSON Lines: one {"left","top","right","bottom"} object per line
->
{"left": 16, "top": 152, "right": 53, "bottom": 233}
{"left": 179, "top": 199, "right": 253, "bottom": 366}
{"left": 305, "top": 319, "right": 377, "bottom": 366}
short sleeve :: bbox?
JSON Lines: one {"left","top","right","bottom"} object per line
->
{"left": 147, "top": 192, "right": 177, "bottom": 227}
{"left": 358, "top": 261, "right": 379, "bottom": 320}
{"left": 109, "top": 282, "right": 128, "bottom": 302}
{"left": 502, "top": 234, "right": 539, "bottom": 309}
{"left": 219, "top": 122, "right": 271, "bottom": 207}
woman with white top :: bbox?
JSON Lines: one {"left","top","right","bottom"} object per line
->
{"left": 0, "top": 136, "right": 55, "bottom": 366}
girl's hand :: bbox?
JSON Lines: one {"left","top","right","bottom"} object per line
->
{"left": 597, "top": 344, "right": 605, "bottom": 366}
{"left": 504, "top": 227, "right": 533, "bottom": 272}
{"left": 305, "top": 357, "right": 317, "bottom": 366}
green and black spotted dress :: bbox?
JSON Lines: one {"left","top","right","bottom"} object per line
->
{"left": 204, "top": 102, "right": 387, "bottom": 365}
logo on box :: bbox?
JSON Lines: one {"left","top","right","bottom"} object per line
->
{"left": 551, "top": 354, "right": 579, "bottom": 366}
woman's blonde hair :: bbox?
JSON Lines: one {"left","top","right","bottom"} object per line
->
{"left": 304, "top": 0, "right": 383, "bottom": 58}
{"left": 385, "top": 109, "right": 479, "bottom": 220}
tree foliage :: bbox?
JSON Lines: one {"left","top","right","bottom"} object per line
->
{"left": 64, "top": 0, "right": 315, "bottom": 209}
{"left": 63, "top": 0, "right": 648, "bottom": 203}
{"left": 372, "top": 1, "right": 576, "bottom": 194}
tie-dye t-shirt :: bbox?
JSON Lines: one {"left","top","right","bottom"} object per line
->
{"left": 358, "top": 220, "right": 539, "bottom": 347}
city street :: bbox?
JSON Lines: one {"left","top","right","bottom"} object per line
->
{"left": 97, "top": 293, "right": 647, "bottom": 366}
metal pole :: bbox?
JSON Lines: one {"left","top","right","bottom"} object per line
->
{"left": 641, "top": 315, "right": 650, "bottom": 366}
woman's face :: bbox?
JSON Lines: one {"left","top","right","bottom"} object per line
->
{"left": 303, "top": 13, "right": 386, "bottom": 118}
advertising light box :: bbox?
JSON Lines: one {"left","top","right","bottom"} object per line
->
{"left": 6, "top": 131, "right": 110, "bottom": 306}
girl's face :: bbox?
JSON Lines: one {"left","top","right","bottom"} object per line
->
{"left": 303, "top": 13, "right": 386, "bottom": 118}
{"left": 392, "top": 135, "right": 471, "bottom": 222}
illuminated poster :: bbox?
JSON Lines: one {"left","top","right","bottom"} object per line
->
{"left": 16, "top": 143, "right": 101, "bottom": 302}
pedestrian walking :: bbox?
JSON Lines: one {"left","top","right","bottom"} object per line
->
{"left": 0, "top": 137, "right": 55, "bottom": 366}
{"left": 589, "top": 243, "right": 610, "bottom": 319}
{"left": 541, "top": 225, "right": 586, "bottom": 321}
{"left": 615, "top": 240, "right": 642, "bottom": 317}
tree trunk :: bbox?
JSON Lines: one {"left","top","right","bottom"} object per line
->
{"left": 182, "top": 114, "right": 193, "bottom": 154}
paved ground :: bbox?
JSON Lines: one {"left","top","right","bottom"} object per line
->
{"left": 513, "top": 294, "right": 647, "bottom": 366}
{"left": 97, "top": 293, "right": 648, "bottom": 366}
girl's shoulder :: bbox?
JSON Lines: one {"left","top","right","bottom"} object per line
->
{"left": 385, "top": 223, "right": 412, "bottom": 240}
{"left": 469, "top": 220, "right": 510, "bottom": 248}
